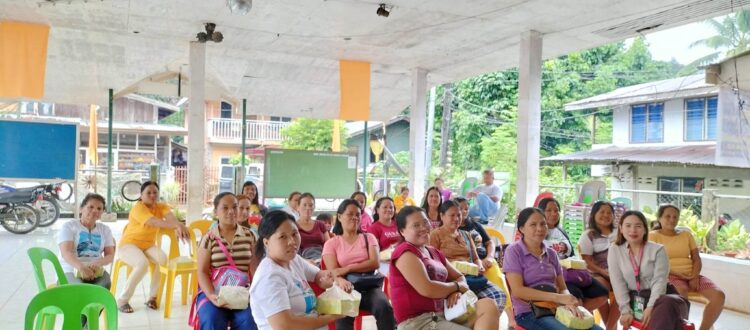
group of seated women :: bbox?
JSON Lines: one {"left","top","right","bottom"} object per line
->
{"left": 55, "top": 180, "right": 726, "bottom": 330}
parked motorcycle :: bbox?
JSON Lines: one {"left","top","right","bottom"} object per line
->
{"left": 35, "top": 184, "right": 62, "bottom": 227}
{"left": 0, "top": 186, "right": 43, "bottom": 234}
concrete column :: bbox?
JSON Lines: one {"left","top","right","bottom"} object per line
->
{"left": 425, "top": 86, "right": 436, "bottom": 177}
{"left": 409, "top": 68, "right": 428, "bottom": 200}
{"left": 516, "top": 30, "right": 543, "bottom": 212}
{"left": 187, "top": 42, "right": 206, "bottom": 222}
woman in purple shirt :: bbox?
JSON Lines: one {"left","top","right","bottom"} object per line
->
{"left": 504, "top": 207, "right": 603, "bottom": 330}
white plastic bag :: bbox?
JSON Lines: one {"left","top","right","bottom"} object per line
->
{"left": 217, "top": 285, "right": 249, "bottom": 310}
{"left": 444, "top": 290, "right": 478, "bottom": 323}
{"left": 316, "top": 284, "right": 362, "bottom": 317}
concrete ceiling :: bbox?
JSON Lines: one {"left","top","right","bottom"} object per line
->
{"left": 2, "top": 0, "right": 749, "bottom": 120}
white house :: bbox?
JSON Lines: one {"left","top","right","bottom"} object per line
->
{"left": 544, "top": 73, "right": 750, "bottom": 220}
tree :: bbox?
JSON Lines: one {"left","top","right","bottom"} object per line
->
{"left": 682, "top": 10, "right": 750, "bottom": 74}
{"left": 229, "top": 153, "right": 253, "bottom": 165}
{"left": 280, "top": 118, "right": 347, "bottom": 151}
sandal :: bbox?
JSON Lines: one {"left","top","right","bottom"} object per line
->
{"left": 145, "top": 297, "right": 158, "bottom": 310}
{"left": 118, "top": 303, "right": 134, "bottom": 313}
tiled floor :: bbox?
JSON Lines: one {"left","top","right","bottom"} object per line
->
{"left": 1, "top": 219, "right": 748, "bottom": 329}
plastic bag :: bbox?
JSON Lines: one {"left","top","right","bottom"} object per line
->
{"left": 560, "top": 258, "right": 587, "bottom": 270}
{"left": 451, "top": 261, "right": 479, "bottom": 276}
{"left": 555, "top": 306, "right": 594, "bottom": 329}
{"left": 444, "top": 290, "right": 478, "bottom": 324}
{"left": 217, "top": 285, "right": 249, "bottom": 310}
{"left": 316, "top": 284, "right": 361, "bottom": 317}
{"left": 379, "top": 246, "right": 394, "bottom": 261}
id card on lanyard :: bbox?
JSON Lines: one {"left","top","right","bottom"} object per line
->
{"left": 629, "top": 247, "right": 645, "bottom": 320}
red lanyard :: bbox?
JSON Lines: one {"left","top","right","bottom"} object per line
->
{"left": 628, "top": 246, "right": 644, "bottom": 292}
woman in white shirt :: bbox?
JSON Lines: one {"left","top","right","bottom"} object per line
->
{"left": 281, "top": 191, "right": 301, "bottom": 220}
{"left": 250, "top": 210, "right": 343, "bottom": 330}
{"left": 57, "top": 193, "right": 115, "bottom": 288}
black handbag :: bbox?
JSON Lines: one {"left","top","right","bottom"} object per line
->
{"left": 529, "top": 284, "right": 558, "bottom": 318}
{"left": 345, "top": 234, "right": 385, "bottom": 292}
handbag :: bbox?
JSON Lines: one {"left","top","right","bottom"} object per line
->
{"left": 529, "top": 284, "right": 558, "bottom": 318}
{"left": 461, "top": 231, "right": 489, "bottom": 291}
{"left": 209, "top": 231, "right": 250, "bottom": 289}
{"left": 345, "top": 234, "right": 386, "bottom": 292}
{"left": 563, "top": 268, "right": 593, "bottom": 287}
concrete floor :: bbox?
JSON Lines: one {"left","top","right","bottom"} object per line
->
{"left": 2, "top": 219, "right": 748, "bottom": 329}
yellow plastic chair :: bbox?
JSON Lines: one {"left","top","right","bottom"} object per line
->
{"left": 156, "top": 228, "right": 198, "bottom": 318}
{"left": 484, "top": 227, "right": 507, "bottom": 245}
{"left": 187, "top": 220, "right": 213, "bottom": 297}
{"left": 110, "top": 225, "right": 156, "bottom": 297}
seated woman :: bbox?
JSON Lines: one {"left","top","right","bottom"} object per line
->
{"left": 241, "top": 181, "right": 268, "bottom": 216}
{"left": 454, "top": 197, "right": 494, "bottom": 265}
{"left": 322, "top": 199, "right": 396, "bottom": 330}
{"left": 421, "top": 186, "right": 443, "bottom": 229}
{"left": 351, "top": 191, "right": 374, "bottom": 232}
{"left": 650, "top": 205, "right": 725, "bottom": 330}
{"left": 429, "top": 201, "right": 507, "bottom": 317}
{"left": 58, "top": 193, "right": 115, "bottom": 288}
{"left": 297, "top": 193, "right": 329, "bottom": 264}
{"left": 390, "top": 206, "right": 499, "bottom": 329}
{"left": 539, "top": 198, "right": 608, "bottom": 313}
{"left": 250, "top": 210, "right": 343, "bottom": 329}
{"left": 504, "top": 207, "right": 603, "bottom": 330}
{"left": 281, "top": 191, "right": 301, "bottom": 220}
{"left": 195, "top": 192, "right": 257, "bottom": 329}
{"left": 368, "top": 197, "right": 401, "bottom": 251}
{"left": 578, "top": 200, "right": 619, "bottom": 329}
{"left": 393, "top": 186, "right": 417, "bottom": 212}
{"left": 117, "top": 181, "right": 189, "bottom": 313}
{"left": 608, "top": 211, "right": 689, "bottom": 330}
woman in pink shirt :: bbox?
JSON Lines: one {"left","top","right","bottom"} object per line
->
{"left": 322, "top": 199, "right": 395, "bottom": 330}
{"left": 389, "top": 206, "right": 499, "bottom": 329}
{"left": 368, "top": 197, "right": 401, "bottom": 250}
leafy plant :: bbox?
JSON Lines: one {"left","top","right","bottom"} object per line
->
{"left": 716, "top": 220, "right": 750, "bottom": 253}
{"left": 110, "top": 197, "right": 134, "bottom": 213}
{"left": 643, "top": 208, "right": 711, "bottom": 252}
{"left": 160, "top": 181, "right": 181, "bottom": 205}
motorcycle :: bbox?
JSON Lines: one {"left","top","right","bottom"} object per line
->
{"left": 35, "top": 184, "right": 62, "bottom": 227}
{"left": 0, "top": 186, "right": 43, "bottom": 234}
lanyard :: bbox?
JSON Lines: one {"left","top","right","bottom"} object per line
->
{"left": 628, "top": 246, "right": 644, "bottom": 292}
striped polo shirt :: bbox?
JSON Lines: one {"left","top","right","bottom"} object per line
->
{"left": 200, "top": 225, "right": 255, "bottom": 272}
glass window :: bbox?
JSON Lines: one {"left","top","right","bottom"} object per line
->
{"left": 658, "top": 177, "right": 703, "bottom": 216}
{"left": 685, "top": 98, "right": 705, "bottom": 141}
{"left": 221, "top": 101, "right": 232, "bottom": 119}
{"left": 630, "top": 105, "right": 646, "bottom": 143}
{"left": 707, "top": 97, "right": 718, "bottom": 140}
{"left": 647, "top": 103, "right": 663, "bottom": 142}
{"left": 139, "top": 135, "right": 156, "bottom": 150}
{"left": 119, "top": 133, "right": 137, "bottom": 148}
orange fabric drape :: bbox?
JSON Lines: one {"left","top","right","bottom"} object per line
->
{"left": 88, "top": 105, "right": 99, "bottom": 166}
{"left": 0, "top": 21, "right": 49, "bottom": 99}
{"left": 339, "top": 60, "right": 371, "bottom": 120}
{"left": 331, "top": 120, "right": 342, "bottom": 152}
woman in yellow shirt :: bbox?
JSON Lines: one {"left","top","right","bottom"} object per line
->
{"left": 650, "top": 204, "right": 725, "bottom": 330}
{"left": 117, "top": 181, "right": 189, "bottom": 313}
{"left": 392, "top": 186, "right": 416, "bottom": 212}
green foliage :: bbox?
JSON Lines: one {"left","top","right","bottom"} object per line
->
{"left": 229, "top": 153, "right": 254, "bottom": 165}
{"left": 110, "top": 198, "right": 134, "bottom": 213}
{"left": 159, "top": 181, "right": 181, "bottom": 205}
{"left": 281, "top": 119, "right": 347, "bottom": 151}
{"left": 717, "top": 220, "right": 750, "bottom": 253}
{"left": 158, "top": 109, "right": 185, "bottom": 143}
{"left": 682, "top": 10, "right": 750, "bottom": 74}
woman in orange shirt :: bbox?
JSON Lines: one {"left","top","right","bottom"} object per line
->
{"left": 117, "top": 181, "right": 189, "bottom": 313}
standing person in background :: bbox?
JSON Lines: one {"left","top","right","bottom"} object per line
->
{"left": 608, "top": 211, "right": 689, "bottom": 330}
{"left": 281, "top": 191, "right": 301, "bottom": 220}
{"left": 241, "top": 181, "right": 268, "bottom": 217}
{"left": 351, "top": 191, "right": 374, "bottom": 232}
{"left": 421, "top": 186, "right": 443, "bottom": 229}
{"left": 579, "top": 200, "right": 619, "bottom": 329}
{"left": 539, "top": 198, "right": 609, "bottom": 314}
{"left": 297, "top": 193, "right": 329, "bottom": 265}
{"left": 117, "top": 181, "right": 189, "bottom": 313}
{"left": 250, "top": 211, "right": 343, "bottom": 329}
{"left": 650, "top": 205, "right": 724, "bottom": 330}
{"left": 435, "top": 178, "right": 453, "bottom": 202}
{"left": 466, "top": 169, "right": 501, "bottom": 225}
{"left": 393, "top": 186, "right": 416, "bottom": 212}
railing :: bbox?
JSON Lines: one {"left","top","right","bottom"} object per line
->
{"left": 208, "top": 119, "right": 288, "bottom": 142}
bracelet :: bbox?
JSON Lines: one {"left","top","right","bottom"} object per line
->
{"left": 454, "top": 281, "right": 460, "bottom": 292}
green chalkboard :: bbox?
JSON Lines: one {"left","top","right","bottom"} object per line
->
{"left": 264, "top": 149, "right": 357, "bottom": 199}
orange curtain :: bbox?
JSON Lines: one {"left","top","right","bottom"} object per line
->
{"left": 331, "top": 120, "right": 341, "bottom": 151}
{"left": 0, "top": 21, "right": 49, "bottom": 99}
{"left": 339, "top": 60, "right": 370, "bottom": 120}
{"left": 88, "top": 105, "right": 99, "bottom": 166}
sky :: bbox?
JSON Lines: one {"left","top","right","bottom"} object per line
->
{"left": 635, "top": 14, "right": 727, "bottom": 65}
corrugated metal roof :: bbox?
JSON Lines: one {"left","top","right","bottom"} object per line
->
{"left": 565, "top": 74, "right": 716, "bottom": 111}
{"left": 540, "top": 144, "right": 740, "bottom": 167}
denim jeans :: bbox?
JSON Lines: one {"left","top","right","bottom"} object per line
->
{"left": 468, "top": 193, "right": 498, "bottom": 223}
{"left": 196, "top": 292, "right": 257, "bottom": 330}
{"left": 516, "top": 311, "right": 603, "bottom": 330}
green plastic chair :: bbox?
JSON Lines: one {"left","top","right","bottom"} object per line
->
{"left": 27, "top": 247, "right": 69, "bottom": 291}
{"left": 25, "top": 284, "right": 117, "bottom": 330}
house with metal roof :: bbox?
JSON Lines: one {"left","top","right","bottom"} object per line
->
{"left": 544, "top": 73, "right": 750, "bottom": 216}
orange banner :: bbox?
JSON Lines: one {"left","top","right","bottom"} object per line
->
{"left": 0, "top": 21, "right": 49, "bottom": 99}
{"left": 88, "top": 105, "right": 99, "bottom": 166}
{"left": 339, "top": 60, "right": 371, "bottom": 120}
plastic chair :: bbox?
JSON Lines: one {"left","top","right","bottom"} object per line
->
{"left": 534, "top": 191, "right": 555, "bottom": 208}
{"left": 28, "top": 247, "right": 69, "bottom": 330}
{"left": 611, "top": 197, "right": 632, "bottom": 209}
{"left": 187, "top": 220, "right": 213, "bottom": 298}
{"left": 630, "top": 319, "right": 695, "bottom": 330}
{"left": 25, "top": 284, "right": 118, "bottom": 330}
{"left": 578, "top": 180, "right": 606, "bottom": 205}
{"left": 110, "top": 224, "right": 157, "bottom": 297}
{"left": 156, "top": 228, "right": 198, "bottom": 318}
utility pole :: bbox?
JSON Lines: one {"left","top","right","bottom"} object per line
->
{"left": 439, "top": 83, "right": 453, "bottom": 167}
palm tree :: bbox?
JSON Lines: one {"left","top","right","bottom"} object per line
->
{"left": 681, "top": 10, "right": 750, "bottom": 74}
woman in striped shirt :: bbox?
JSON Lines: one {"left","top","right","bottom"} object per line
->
{"left": 195, "top": 192, "right": 257, "bottom": 329}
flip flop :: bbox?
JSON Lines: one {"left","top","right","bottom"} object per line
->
{"left": 145, "top": 297, "right": 158, "bottom": 310}
{"left": 118, "top": 303, "right": 134, "bottom": 313}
